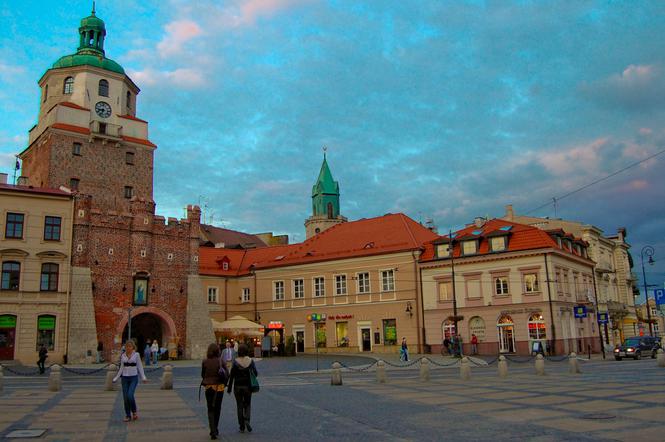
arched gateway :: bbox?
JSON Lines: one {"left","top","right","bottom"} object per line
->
{"left": 116, "top": 307, "right": 178, "bottom": 359}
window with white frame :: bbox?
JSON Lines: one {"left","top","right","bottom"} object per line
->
{"left": 314, "top": 277, "right": 325, "bottom": 298}
{"left": 381, "top": 270, "right": 395, "bottom": 292}
{"left": 207, "top": 287, "right": 218, "bottom": 303}
{"left": 335, "top": 275, "right": 347, "bottom": 295}
{"left": 495, "top": 277, "right": 509, "bottom": 295}
{"left": 273, "top": 281, "right": 284, "bottom": 301}
{"left": 490, "top": 236, "right": 506, "bottom": 252}
{"left": 293, "top": 279, "right": 304, "bottom": 299}
{"left": 462, "top": 240, "right": 477, "bottom": 255}
{"left": 436, "top": 243, "right": 451, "bottom": 258}
{"left": 438, "top": 280, "right": 452, "bottom": 301}
{"left": 242, "top": 287, "right": 250, "bottom": 303}
{"left": 524, "top": 273, "right": 539, "bottom": 293}
{"left": 357, "top": 272, "right": 370, "bottom": 294}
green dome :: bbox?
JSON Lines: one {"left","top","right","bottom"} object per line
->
{"left": 52, "top": 54, "right": 124, "bottom": 74}
{"left": 80, "top": 14, "right": 105, "bottom": 31}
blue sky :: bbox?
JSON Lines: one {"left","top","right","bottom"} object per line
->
{"left": 1, "top": 0, "right": 664, "bottom": 296}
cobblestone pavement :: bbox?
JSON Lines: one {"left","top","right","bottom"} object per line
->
{"left": 1, "top": 355, "right": 663, "bottom": 441}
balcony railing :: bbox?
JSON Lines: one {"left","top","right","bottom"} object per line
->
{"left": 90, "top": 120, "right": 123, "bottom": 138}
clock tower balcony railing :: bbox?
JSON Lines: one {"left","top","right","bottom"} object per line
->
{"left": 90, "top": 120, "right": 122, "bottom": 140}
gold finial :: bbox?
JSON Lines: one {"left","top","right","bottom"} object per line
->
{"left": 322, "top": 145, "right": 328, "bottom": 158}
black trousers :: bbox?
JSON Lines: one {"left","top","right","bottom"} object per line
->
{"left": 37, "top": 357, "right": 46, "bottom": 374}
{"left": 205, "top": 388, "right": 224, "bottom": 436}
{"left": 233, "top": 387, "right": 253, "bottom": 428}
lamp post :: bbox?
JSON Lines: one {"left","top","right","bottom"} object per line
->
{"left": 127, "top": 306, "right": 133, "bottom": 342}
{"left": 449, "top": 230, "right": 459, "bottom": 336}
{"left": 640, "top": 246, "right": 656, "bottom": 336}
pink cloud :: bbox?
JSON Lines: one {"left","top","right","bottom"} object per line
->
{"left": 157, "top": 20, "right": 203, "bottom": 58}
{"left": 639, "top": 127, "right": 652, "bottom": 135}
{"left": 127, "top": 68, "right": 206, "bottom": 88}
{"left": 622, "top": 179, "right": 648, "bottom": 191}
{"left": 538, "top": 138, "right": 608, "bottom": 175}
{"left": 217, "top": 0, "right": 313, "bottom": 27}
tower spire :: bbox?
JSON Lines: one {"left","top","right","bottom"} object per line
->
{"left": 92, "top": 1, "right": 96, "bottom": 15}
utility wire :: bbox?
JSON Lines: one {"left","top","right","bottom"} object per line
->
{"left": 525, "top": 146, "right": 665, "bottom": 215}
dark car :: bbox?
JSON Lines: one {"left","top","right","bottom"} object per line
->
{"left": 614, "top": 336, "right": 661, "bottom": 360}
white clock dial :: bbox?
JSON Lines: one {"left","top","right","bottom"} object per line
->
{"left": 95, "top": 101, "right": 112, "bottom": 118}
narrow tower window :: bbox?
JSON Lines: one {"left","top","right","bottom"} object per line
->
{"left": 43, "top": 84, "right": 48, "bottom": 102}
{"left": 98, "top": 79, "right": 109, "bottom": 97}
{"left": 327, "top": 202, "right": 334, "bottom": 219}
{"left": 63, "top": 77, "right": 74, "bottom": 94}
{"left": 126, "top": 91, "right": 132, "bottom": 110}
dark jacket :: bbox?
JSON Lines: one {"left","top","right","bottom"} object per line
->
{"left": 201, "top": 357, "right": 225, "bottom": 386}
{"left": 38, "top": 347, "right": 48, "bottom": 360}
{"left": 227, "top": 357, "right": 257, "bottom": 391}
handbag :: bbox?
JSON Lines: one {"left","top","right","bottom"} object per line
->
{"left": 249, "top": 369, "right": 260, "bottom": 393}
{"left": 217, "top": 359, "right": 229, "bottom": 385}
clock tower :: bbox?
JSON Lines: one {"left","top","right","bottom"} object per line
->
{"left": 19, "top": 6, "right": 155, "bottom": 211}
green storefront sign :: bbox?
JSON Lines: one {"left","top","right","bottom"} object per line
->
{"left": 38, "top": 316, "right": 56, "bottom": 330}
{"left": 0, "top": 315, "right": 16, "bottom": 328}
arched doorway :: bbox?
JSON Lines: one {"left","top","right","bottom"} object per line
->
{"left": 497, "top": 315, "right": 515, "bottom": 353}
{"left": 117, "top": 307, "right": 177, "bottom": 360}
{"left": 442, "top": 319, "right": 455, "bottom": 340}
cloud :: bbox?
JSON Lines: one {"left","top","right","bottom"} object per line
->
{"left": 222, "top": 0, "right": 314, "bottom": 27}
{"left": 156, "top": 20, "right": 203, "bottom": 58}
{"left": 536, "top": 138, "right": 609, "bottom": 176}
{"left": 127, "top": 67, "right": 206, "bottom": 88}
{"left": 581, "top": 64, "right": 665, "bottom": 110}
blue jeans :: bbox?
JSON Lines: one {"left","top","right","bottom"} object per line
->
{"left": 121, "top": 375, "right": 139, "bottom": 417}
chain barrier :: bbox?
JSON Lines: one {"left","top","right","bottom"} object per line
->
{"left": 545, "top": 355, "right": 570, "bottom": 362}
{"left": 144, "top": 366, "right": 165, "bottom": 373}
{"left": 503, "top": 355, "right": 534, "bottom": 363}
{"left": 0, "top": 364, "right": 41, "bottom": 376}
{"left": 334, "top": 360, "right": 378, "bottom": 372}
{"left": 428, "top": 358, "right": 460, "bottom": 367}
{"left": 381, "top": 357, "right": 424, "bottom": 368}
{"left": 60, "top": 364, "right": 113, "bottom": 375}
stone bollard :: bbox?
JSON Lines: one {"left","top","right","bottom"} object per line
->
{"left": 419, "top": 358, "right": 430, "bottom": 382}
{"left": 498, "top": 355, "right": 508, "bottom": 378}
{"left": 376, "top": 360, "right": 386, "bottom": 384}
{"left": 657, "top": 349, "right": 665, "bottom": 368}
{"left": 0, "top": 365, "right": 4, "bottom": 392}
{"left": 569, "top": 352, "right": 581, "bottom": 374}
{"left": 331, "top": 362, "right": 343, "bottom": 386}
{"left": 535, "top": 354, "right": 545, "bottom": 376}
{"left": 460, "top": 357, "right": 471, "bottom": 381}
{"left": 48, "top": 365, "right": 61, "bottom": 392}
{"left": 161, "top": 365, "right": 173, "bottom": 390}
{"left": 105, "top": 364, "right": 118, "bottom": 391}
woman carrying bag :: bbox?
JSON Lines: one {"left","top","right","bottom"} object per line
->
{"left": 227, "top": 343, "right": 258, "bottom": 433}
{"left": 201, "top": 343, "right": 227, "bottom": 440}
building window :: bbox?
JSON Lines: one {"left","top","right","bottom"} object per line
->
{"left": 242, "top": 288, "right": 250, "bottom": 303}
{"left": 469, "top": 316, "right": 486, "bottom": 342}
{"left": 207, "top": 287, "right": 218, "bottom": 303}
{"left": 273, "top": 281, "right": 284, "bottom": 301}
{"left": 314, "top": 277, "right": 325, "bottom": 298}
{"left": 5, "top": 213, "right": 24, "bottom": 239}
{"left": 357, "top": 272, "right": 370, "bottom": 294}
{"left": 63, "top": 77, "right": 74, "bottom": 94}
{"left": 524, "top": 273, "right": 539, "bottom": 293}
{"left": 442, "top": 319, "right": 455, "bottom": 340}
{"left": 490, "top": 236, "right": 506, "bottom": 252}
{"left": 124, "top": 186, "right": 133, "bottom": 199}
{"left": 70, "top": 178, "right": 80, "bottom": 191}
{"left": 72, "top": 142, "right": 82, "bottom": 156}
{"left": 1, "top": 262, "right": 20, "bottom": 290}
{"left": 462, "top": 240, "right": 477, "bottom": 255}
{"left": 436, "top": 243, "right": 451, "bottom": 258}
{"left": 126, "top": 91, "right": 132, "bottom": 110}
{"left": 125, "top": 152, "right": 135, "bottom": 165}
{"left": 44, "top": 216, "right": 62, "bottom": 241}
{"left": 528, "top": 313, "right": 547, "bottom": 340}
{"left": 438, "top": 280, "right": 452, "bottom": 301}
{"left": 98, "top": 79, "right": 109, "bottom": 97}
{"left": 40, "top": 263, "right": 59, "bottom": 291}
{"left": 381, "top": 270, "right": 395, "bottom": 292}
{"left": 43, "top": 84, "right": 48, "bottom": 102}
{"left": 293, "top": 279, "right": 304, "bottom": 299}
{"left": 336, "top": 321, "right": 348, "bottom": 347}
{"left": 335, "top": 275, "right": 347, "bottom": 295}
{"left": 327, "top": 202, "right": 334, "bottom": 219}
{"left": 383, "top": 319, "right": 397, "bottom": 345}
{"left": 36, "top": 315, "right": 56, "bottom": 351}
{"left": 495, "top": 277, "right": 509, "bottom": 295}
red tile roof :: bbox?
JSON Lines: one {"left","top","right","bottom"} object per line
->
{"left": 0, "top": 183, "right": 72, "bottom": 198}
{"left": 122, "top": 135, "right": 157, "bottom": 148}
{"left": 59, "top": 101, "right": 90, "bottom": 111}
{"left": 51, "top": 123, "right": 90, "bottom": 135}
{"left": 200, "top": 224, "right": 268, "bottom": 249}
{"left": 199, "top": 213, "right": 439, "bottom": 276}
{"left": 420, "top": 218, "right": 590, "bottom": 262}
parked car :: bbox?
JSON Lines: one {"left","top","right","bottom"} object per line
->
{"left": 614, "top": 336, "right": 661, "bottom": 360}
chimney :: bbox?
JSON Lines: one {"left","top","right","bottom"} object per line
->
{"left": 17, "top": 176, "right": 29, "bottom": 186}
{"left": 0, "top": 173, "right": 7, "bottom": 184}
{"left": 505, "top": 204, "right": 514, "bottom": 220}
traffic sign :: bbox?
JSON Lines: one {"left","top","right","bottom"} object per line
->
{"left": 574, "top": 305, "right": 587, "bottom": 318}
{"left": 655, "top": 288, "right": 665, "bottom": 306}
{"left": 597, "top": 312, "right": 609, "bottom": 324}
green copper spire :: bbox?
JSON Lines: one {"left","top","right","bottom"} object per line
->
{"left": 311, "top": 150, "right": 340, "bottom": 219}
{"left": 50, "top": 5, "right": 125, "bottom": 74}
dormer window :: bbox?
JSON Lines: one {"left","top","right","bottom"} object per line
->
{"left": 436, "top": 243, "right": 451, "bottom": 258}
{"left": 564, "top": 239, "right": 572, "bottom": 251}
{"left": 462, "top": 240, "right": 477, "bottom": 255}
{"left": 574, "top": 244, "right": 582, "bottom": 255}
{"left": 98, "top": 79, "right": 109, "bottom": 97}
{"left": 222, "top": 262, "right": 229, "bottom": 271}
{"left": 557, "top": 237, "right": 562, "bottom": 248}
{"left": 63, "top": 77, "right": 74, "bottom": 94}
{"left": 489, "top": 236, "right": 507, "bottom": 252}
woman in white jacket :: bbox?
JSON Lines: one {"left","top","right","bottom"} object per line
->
{"left": 113, "top": 340, "right": 147, "bottom": 421}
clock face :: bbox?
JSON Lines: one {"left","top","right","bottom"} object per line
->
{"left": 95, "top": 101, "right": 112, "bottom": 118}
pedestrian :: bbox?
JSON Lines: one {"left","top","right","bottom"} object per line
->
{"left": 227, "top": 343, "right": 258, "bottom": 433}
{"left": 201, "top": 343, "right": 227, "bottom": 440}
{"left": 113, "top": 340, "right": 147, "bottom": 422}
{"left": 401, "top": 337, "right": 409, "bottom": 361}
{"left": 143, "top": 341, "right": 152, "bottom": 366}
{"left": 233, "top": 340, "right": 239, "bottom": 354}
{"left": 443, "top": 337, "right": 451, "bottom": 355}
{"left": 221, "top": 341, "right": 234, "bottom": 373}
{"left": 37, "top": 344, "right": 48, "bottom": 374}
{"left": 151, "top": 339, "right": 159, "bottom": 365}
{"left": 471, "top": 334, "right": 478, "bottom": 355}
{"left": 96, "top": 341, "right": 104, "bottom": 363}
{"left": 456, "top": 334, "right": 464, "bottom": 357}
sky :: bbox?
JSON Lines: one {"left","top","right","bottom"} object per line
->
{"left": 0, "top": 0, "right": 664, "bottom": 298}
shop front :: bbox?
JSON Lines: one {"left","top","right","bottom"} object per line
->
{"left": 0, "top": 314, "right": 17, "bottom": 360}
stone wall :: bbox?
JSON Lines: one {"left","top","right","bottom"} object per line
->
{"left": 67, "top": 267, "right": 99, "bottom": 363}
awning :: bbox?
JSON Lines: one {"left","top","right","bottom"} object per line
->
{"left": 211, "top": 315, "right": 264, "bottom": 336}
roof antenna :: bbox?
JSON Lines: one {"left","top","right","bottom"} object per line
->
{"left": 92, "top": 1, "right": 96, "bottom": 15}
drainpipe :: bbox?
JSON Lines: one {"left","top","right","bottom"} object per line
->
{"left": 544, "top": 253, "right": 557, "bottom": 355}
{"left": 253, "top": 270, "right": 258, "bottom": 322}
{"left": 412, "top": 251, "right": 423, "bottom": 353}
{"left": 224, "top": 278, "right": 228, "bottom": 321}
{"left": 64, "top": 196, "right": 75, "bottom": 364}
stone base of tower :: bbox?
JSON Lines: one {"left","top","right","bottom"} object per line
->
{"left": 305, "top": 215, "right": 348, "bottom": 239}
{"left": 67, "top": 267, "right": 99, "bottom": 364}
{"left": 185, "top": 275, "right": 215, "bottom": 359}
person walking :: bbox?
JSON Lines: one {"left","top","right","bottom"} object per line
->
{"left": 401, "top": 337, "right": 409, "bottom": 361}
{"left": 201, "top": 343, "right": 227, "bottom": 440}
{"left": 221, "top": 341, "right": 235, "bottom": 373}
{"left": 37, "top": 344, "right": 48, "bottom": 374}
{"left": 143, "top": 341, "right": 152, "bottom": 366}
{"left": 151, "top": 339, "right": 159, "bottom": 365}
{"left": 443, "top": 337, "right": 451, "bottom": 355}
{"left": 456, "top": 334, "right": 464, "bottom": 357}
{"left": 227, "top": 343, "right": 258, "bottom": 433}
{"left": 96, "top": 341, "right": 104, "bottom": 363}
{"left": 471, "top": 334, "right": 478, "bottom": 355}
{"left": 113, "top": 340, "right": 148, "bottom": 422}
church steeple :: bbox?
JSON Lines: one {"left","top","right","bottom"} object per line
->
{"left": 77, "top": 3, "right": 107, "bottom": 56}
{"left": 305, "top": 149, "right": 346, "bottom": 238}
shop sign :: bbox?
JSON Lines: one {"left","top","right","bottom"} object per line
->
{"left": 597, "top": 312, "right": 609, "bottom": 324}
{"left": 330, "top": 314, "right": 353, "bottom": 320}
{"left": 267, "top": 321, "right": 283, "bottom": 329}
{"left": 38, "top": 316, "right": 55, "bottom": 330}
{"left": 500, "top": 309, "right": 526, "bottom": 315}
{"left": 0, "top": 315, "right": 16, "bottom": 328}
{"left": 573, "top": 305, "right": 587, "bottom": 318}
{"left": 307, "top": 313, "right": 327, "bottom": 322}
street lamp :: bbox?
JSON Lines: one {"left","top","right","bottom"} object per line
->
{"left": 449, "top": 230, "right": 459, "bottom": 336}
{"left": 127, "top": 306, "right": 134, "bottom": 342}
{"left": 640, "top": 245, "right": 655, "bottom": 336}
